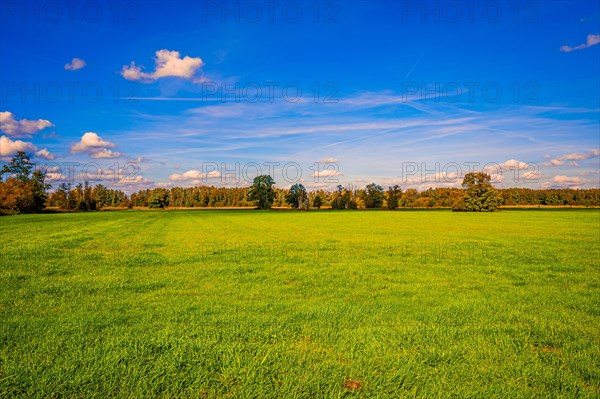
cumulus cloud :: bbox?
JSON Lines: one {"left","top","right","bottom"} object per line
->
{"left": 169, "top": 169, "right": 221, "bottom": 181}
{"left": 499, "top": 159, "right": 530, "bottom": 170}
{"left": 0, "top": 111, "right": 54, "bottom": 138}
{"left": 0, "top": 136, "right": 56, "bottom": 160}
{"left": 542, "top": 150, "right": 599, "bottom": 166}
{"left": 90, "top": 149, "right": 122, "bottom": 159}
{"left": 121, "top": 50, "right": 204, "bottom": 82}
{"left": 521, "top": 169, "right": 541, "bottom": 180}
{"left": 495, "top": 160, "right": 538, "bottom": 179}
{"left": 0, "top": 136, "right": 38, "bottom": 157}
{"left": 64, "top": 57, "right": 86, "bottom": 71}
{"left": 560, "top": 34, "right": 600, "bottom": 52}
{"left": 483, "top": 160, "right": 539, "bottom": 181}
{"left": 45, "top": 171, "right": 67, "bottom": 181}
{"left": 551, "top": 175, "right": 583, "bottom": 186}
{"left": 70, "top": 132, "right": 122, "bottom": 159}
{"left": 35, "top": 148, "right": 56, "bottom": 160}
{"left": 560, "top": 153, "right": 593, "bottom": 161}
{"left": 396, "top": 171, "right": 464, "bottom": 186}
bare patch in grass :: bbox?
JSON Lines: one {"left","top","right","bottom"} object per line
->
{"left": 531, "top": 345, "right": 561, "bottom": 354}
{"left": 343, "top": 379, "right": 363, "bottom": 391}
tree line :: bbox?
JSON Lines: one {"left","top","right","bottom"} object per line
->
{"left": 1, "top": 152, "right": 599, "bottom": 214}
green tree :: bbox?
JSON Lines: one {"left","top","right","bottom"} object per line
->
{"left": 331, "top": 185, "right": 344, "bottom": 209}
{"left": 1, "top": 151, "right": 34, "bottom": 182}
{"left": 363, "top": 183, "right": 384, "bottom": 208}
{"left": 83, "top": 181, "right": 96, "bottom": 210}
{"left": 148, "top": 189, "right": 169, "bottom": 208}
{"left": 453, "top": 172, "right": 502, "bottom": 212}
{"left": 0, "top": 152, "right": 48, "bottom": 212}
{"left": 386, "top": 185, "right": 402, "bottom": 210}
{"left": 400, "top": 189, "right": 419, "bottom": 207}
{"left": 53, "top": 183, "right": 70, "bottom": 209}
{"left": 285, "top": 183, "right": 307, "bottom": 209}
{"left": 312, "top": 194, "right": 323, "bottom": 209}
{"left": 247, "top": 175, "right": 276, "bottom": 209}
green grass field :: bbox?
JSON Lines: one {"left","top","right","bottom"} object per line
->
{"left": 1, "top": 210, "right": 599, "bottom": 398}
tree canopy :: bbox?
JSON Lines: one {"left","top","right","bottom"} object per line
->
{"left": 0, "top": 152, "right": 49, "bottom": 213}
{"left": 453, "top": 172, "right": 502, "bottom": 212}
{"left": 363, "top": 183, "right": 385, "bottom": 208}
{"left": 285, "top": 183, "right": 307, "bottom": 209}
{"left": 247, "top": 175, "right": 276, "bottom": 209}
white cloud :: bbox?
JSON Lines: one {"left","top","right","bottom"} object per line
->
{"left": 499, "top": 159, "right": 530, "bottom": 170}
{"left": 551, "top": 175, "right": 583, "bottom": 185}
{"left": 394, "top": 171, "right": 463, "bottom": 186}
{"left": 45, "top": 172, "right": 67, "bottom": 181}
{"left": 131, "top": 156, "right": 149, "bottom": 163}
{"left": 64, "top": 57, "right": 86, "bottom": 71}
{"left": 0, "top": 111, "right": 54, "bottom": 138}
{"left": 0, "top": 136, "right": 38, "bottom": 157}
{"left": 543, "top": 150, "right": 599, "bottom": 166}
{"left": 486, "top": 159, "right": 539, "bottom": 181}
{"left": 169, "top": 169, "right": 221, "bottom": 181}
{"left": 90, "top": 149, "right": 122, "bottom": 159}
{"left": 121, "top": 50, "right": 204, "bottom": 82}
{"left": 35, "top": 148, "right": 56, "bottom": 160}
{"left": 560, "top": 34, "right": 600, "bottom": 52}
{"left": 121, "top": 175, "right": 153, "bottom": 185}
{"left": 319, "top": 157, "right": 339, "bottom": 163}
{"left": 521, "top": 169, "right": 541, "bottom": 180}
{"left": 70, "top": 132, "right": 121, "bottom": 159}
{"left": 312, "top": 169, "right": 342, "bottom": 178}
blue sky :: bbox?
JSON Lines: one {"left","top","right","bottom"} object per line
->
{"left": 1, "top": 0, "right": 599, "bottom": 192}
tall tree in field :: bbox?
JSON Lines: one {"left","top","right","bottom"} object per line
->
{"left": 247, "top": 175, "right": 276, "bottom": 209}
{"left": 30, "top": 169, "right": 50, "bottom": 210}
{"left": 285, "top": 183, "right": 307, "bottom": 209}
{"left": 386, "top": 185, "right": 402, "bottom": 210}
{"left": 363, "top": 183, "right": 384, "bottom": 208}
{"left": 453, "top": 172, "right": 502, "bottom": 212}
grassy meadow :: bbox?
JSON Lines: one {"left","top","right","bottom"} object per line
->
{"left": 1, "top": 209, "right": 599, "bottom": 398}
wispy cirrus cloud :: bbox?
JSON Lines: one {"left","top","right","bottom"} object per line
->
{"left": 96, "top": 91, "right": 599, "bottom": 189}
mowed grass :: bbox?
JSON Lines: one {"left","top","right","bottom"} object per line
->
{"left": 0, "top": 210, "right": 599, "bottom": 398}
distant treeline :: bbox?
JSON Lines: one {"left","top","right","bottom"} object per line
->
{"left": 1, "top": 152, "right": 599, "bottom": 214}
{"left": 123, "top": 186, "right": 600, "bottom": 209}
{"left": 46, "top": 182, "right": 128, "bottom": 211}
